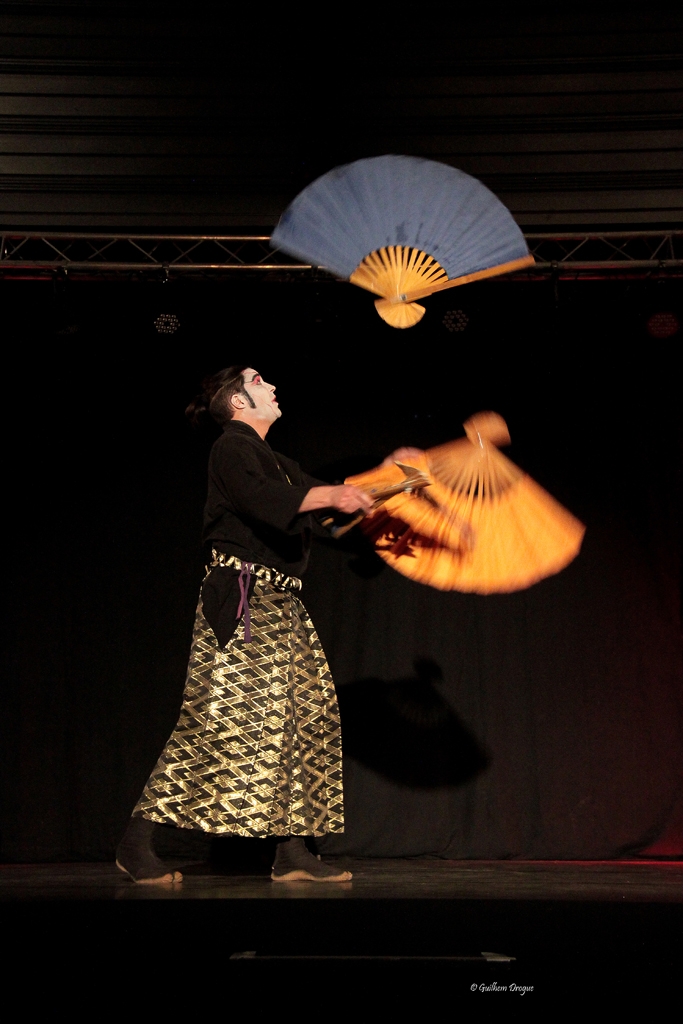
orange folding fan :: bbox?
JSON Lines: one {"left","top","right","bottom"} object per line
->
{"left": 344, "top": 412, "right": 585, "bottom": 593}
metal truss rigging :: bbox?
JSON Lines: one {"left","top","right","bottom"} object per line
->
{"left": 1, "top": 231, "right": 682, "bottom": 278}
{"left": 0, "top": 234, "right": 307, "bottom": 275}
{"left": 523, "top": 231, "right": 683, "bottom": 276}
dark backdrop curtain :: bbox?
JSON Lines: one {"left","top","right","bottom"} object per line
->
{"left": 1, "top": 275, "right": 682, "bottom": 860}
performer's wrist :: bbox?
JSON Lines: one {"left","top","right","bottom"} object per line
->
{"left": 299, "top": 485, "right": 373, "bottom": 515}
{"left": 299, "top": 486, "right": 335, "bottom": 512}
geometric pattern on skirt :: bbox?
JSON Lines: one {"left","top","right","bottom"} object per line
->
{"left": 134, "top": 578, "right": 345, "bottom": 837}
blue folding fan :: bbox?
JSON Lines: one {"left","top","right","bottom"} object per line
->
{"left": 271, "top": 155, "right": 534, "bottom": 328}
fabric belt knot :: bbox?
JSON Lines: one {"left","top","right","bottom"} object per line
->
{"left": 236, "top": 561, "right": 254, "bottom": 642}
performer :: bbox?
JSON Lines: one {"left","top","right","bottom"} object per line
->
{"left": 115, "top": 365, "right": 374, "bottom": 884}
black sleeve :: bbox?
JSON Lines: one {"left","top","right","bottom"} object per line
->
{"left": 213, "top": 444, "right": 311, "bottom": 532}
{"left": 270, "top": 456, "right": 329, "bottom": 499}
{"left": 275, "top": 452, "right": 328, "bottom": 491}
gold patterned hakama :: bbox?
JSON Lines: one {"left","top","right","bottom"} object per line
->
{"left": 134, "top": 577, "right": 344, "bottom": 837}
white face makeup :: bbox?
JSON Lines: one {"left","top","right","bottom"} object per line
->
{"left": 241, "top": 368, "right": 282, "bottom": 422}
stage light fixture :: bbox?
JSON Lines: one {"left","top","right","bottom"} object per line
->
{"left": 154, "top": 313, "right": 180, "bottom": 334}
{"left": 443, "top": 309, "right": 469, "bottom": 333}
{"left": 646, "top": 312, "right": 679, "bottom": 339}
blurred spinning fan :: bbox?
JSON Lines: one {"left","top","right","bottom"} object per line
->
{"left": 271, "top": 155, "right": 534, "bottom": 328}
{"left": 345, "top": 412, "right": 585, "bottom": 593}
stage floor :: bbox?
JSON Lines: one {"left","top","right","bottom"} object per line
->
{"left": 1, "top": 857, "right": 682, "bottom": 902}
{"left": 3, "top": 858, "right": 683, "bottom": 1003}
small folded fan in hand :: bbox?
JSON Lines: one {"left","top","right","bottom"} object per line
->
{"left": 344, "top": 412, "right": 585, "bottom": 593}
{"left": 271, "top": 155, "right": 534, "bottom": 327}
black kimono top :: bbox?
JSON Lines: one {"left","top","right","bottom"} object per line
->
{"left": 203, "top": 419, "right": 324, "bottom": 579}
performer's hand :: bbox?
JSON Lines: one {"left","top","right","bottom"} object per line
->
{"left": 299, "top": 485, "right": 374, "bottom": 514}
{"left": 328, "top": 484, "right": 374, "bottom": 514}
{"left": 381, "top": 446, "right": 424, "bottom": 467}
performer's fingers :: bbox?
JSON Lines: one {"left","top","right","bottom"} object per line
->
{"left": 331, "top": 485, "right": 374, "bottom": 513}
{"left": 348, "top": 486, "right": 374, "bottom": 513}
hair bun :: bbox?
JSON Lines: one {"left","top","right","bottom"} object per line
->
{"left": 185, "top": 391, "right": 211, "bottom": 427}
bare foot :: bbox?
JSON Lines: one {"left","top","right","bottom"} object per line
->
{"left": 116, "top": 860, "right": 182, "bottom": 885}
{"left": 271, "top": 868, "right": 352, "bottom": 883}
{"left": 135, "top": 870, "right": 183, "bottom": 885}
{"left": 271, "top": 837, "right": 352, "bottom": 882}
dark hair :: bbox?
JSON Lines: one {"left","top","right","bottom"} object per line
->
{"left": 185, "top": 365, "right": 250, "bottom": 427}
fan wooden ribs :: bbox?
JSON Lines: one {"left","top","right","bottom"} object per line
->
{"left": 350, "top": 246, "right": 448, "bottom": 328}
{"left": 350, "top": 245, "right": 535, "bottom": 328}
